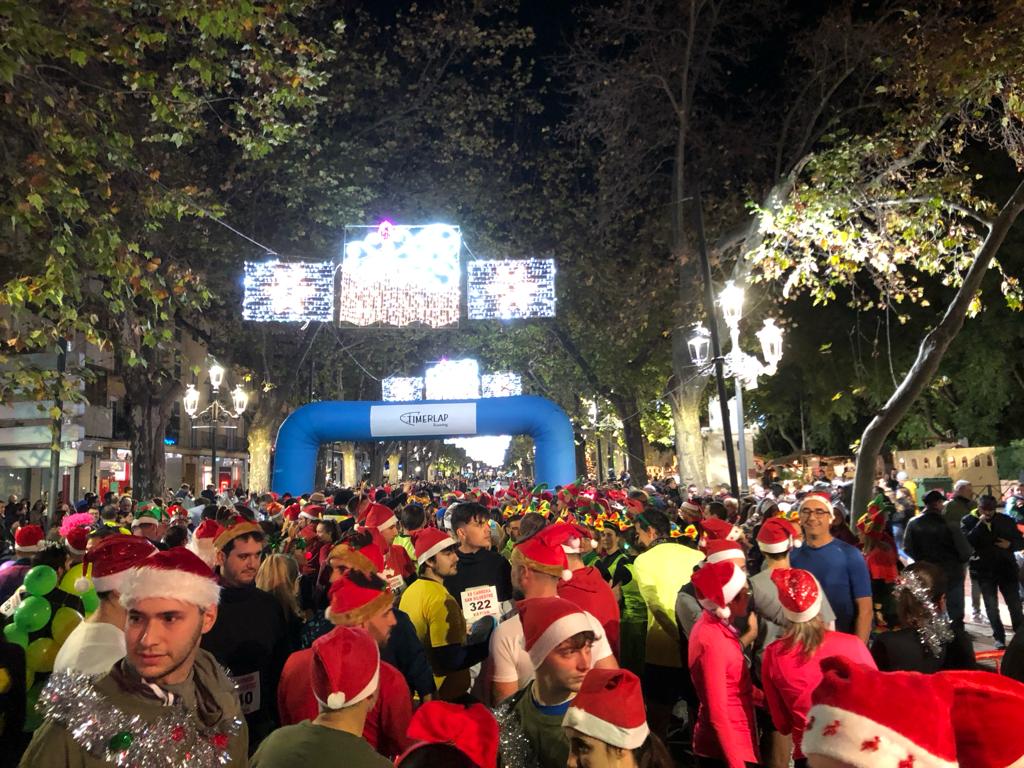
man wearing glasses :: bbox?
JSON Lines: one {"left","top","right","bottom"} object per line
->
{"left": 790, "top": 493, "right": 873, "bottom": 643}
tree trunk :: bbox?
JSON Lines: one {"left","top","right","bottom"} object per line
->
{"left": 609, "top": 393, "right": 649, "bottom": 485}
{"left": 852, "top": 178, "right": 1024, "bottom": 517}
{"left": 128, "top": 385, "right": 178, "bottom": 500}
{"left": 573, "top": 423, "right": 587, "bottom": 481}
{"left": 247, "top": 422, "right": 275, "bottom": 493}
{"left": 667, "top": 374, "right": 707, "bottom": 486}
{"left": 369, "top": 442, "right": 386, "bottom": 485}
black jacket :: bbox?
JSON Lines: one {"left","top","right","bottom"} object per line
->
{"left": 443, "top": 548, "right": 513, "bottom": 605}
{"left": 903, "top": 511, "right": 972, "bottom": 570}
{"left": 870, "top": 626, "right": 976, "bottom": 673}
{"left": 962, "top": 512, "right": 1024, "bottom": 579}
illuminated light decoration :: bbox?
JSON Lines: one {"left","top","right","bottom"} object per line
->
{"left": 243, "top": 260, "right": 334, "bottom": 322}
{"left": 338, "top": 223, "right": 461, "bottom": 328}
{"left": 466, "top": 258, "right": 556, "bottom": 320}
{"left": 481, "top": 372, "right": 522, "bottom": 398}
{"left": 382, "top": 376, "right": 424, "bottom": 402}
{"left": 446, "top": 436, "right": 513, "bottom": 467}
{"left": 424, "top": 359, "right": 480, "bottom": 400}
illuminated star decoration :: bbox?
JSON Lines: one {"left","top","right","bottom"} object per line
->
{"left": 467, "top": 258, "right": 556, "bottom": 320}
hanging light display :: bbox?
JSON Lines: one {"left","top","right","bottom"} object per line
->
{"left": 338, "top": 223, "right": 461, "bottom": 328}
{"left": 466, "top": 258, "right": 556, "bottom": 320}
{"left": 424, "top": 359, "right": 480, "bottom": 400}
{"left": 382, "top": 376, "right": 425, "bottom": 402}
{"left": 242, "top": 260, "right": 335, "bottom": 322}
{"left": 481, "top": 372, "right": 522, "bottom": 398}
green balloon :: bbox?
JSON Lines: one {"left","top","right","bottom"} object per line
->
{"left": 3, "top": 622, "right": 28, "bottom": 649}
{"left": 23, "top": 565, "right": 58, "bottom": 597}
{"left": 14, "top": 595, "right": 52, "bottom": 633}
{"left": 81, "top": 589, "right": 100, "bottom": 615}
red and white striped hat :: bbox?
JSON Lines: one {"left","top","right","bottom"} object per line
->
{"left": 691, "top": 560, "right": 746, "bottom": 620}
{"left": 704, "top": 539, "right": 745, "bottom": 565}
{"left": 562, "top": 668, "right": 650, "bottom": 750}
{"left": 770, "top": 568, "right": 822, "bottom": 623}
{"left": 757, "top": 517, "right": 800, "bottom": 553}
{"left": 519, "top": 596, "right": 594, "bottom": 670}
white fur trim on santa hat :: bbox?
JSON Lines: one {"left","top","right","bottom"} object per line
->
{"left": 15, "top": 541, "right": 44, "bottom": 553}
{"left": 187, "top": 538, "right": 217, "bottom": 568}
{"left": 757, "top": 536, "right": 792, "bottom": 554}
{"left": 725, "top": 527, "right": 742, "bottom": 542}
{"left": 697, "top": 564, "right": 747, "bottom": 620}
{"left": 417, "top": 537, "right": 455, "bottom": 567}
{"left": 118, "top": 566, "right": 220, "bottom": 609}
{"left": 90, "top": 571, "right": 130, "bottom": 594}
{"left": 561, "top": 537, "right": 598, "bottom": 555}
{"left": 562, "top": 707, "right": 650, "bottom": 750}
{"left": 803, "top": 704, "right": 957, "bottom": 768}
{"left": 321, "top": 664, "right": 380, "bottom": 711}
{"left": 527, "top": 611, "right": 595, "bottom": 669}
{"left": 706, "top": 548, "right": 745, "bottom": 565}
{"left": 372, "top": 514, "right": 398, "bottom": 531}
{"left": 782, "top": 588, "right": 822, "bottom": 624}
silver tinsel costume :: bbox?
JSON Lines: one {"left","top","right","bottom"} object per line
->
{"left": 893, "top": 569, "right": 954, "bottom": 658}
{"left": 35, "top": 671, "right": 243, "bottom": 767}
{"left": 493, "top": 693, "right": 540, "bottom": 768}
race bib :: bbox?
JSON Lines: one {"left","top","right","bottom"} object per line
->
{"left": 461, "top": 585, "right": 500, "bottom": 624}
{"left": 233, "top": 671, "right": 260, "bottom": 715}
{"left": 383, "top": 568, "right": 406, "bottom": 594}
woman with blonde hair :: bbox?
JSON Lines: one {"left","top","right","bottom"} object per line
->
{"left": 256, "top": 553, "right": 303, "bottom": 646}
{"left": 761, "top": 568, "right": 875, "bottom": 768}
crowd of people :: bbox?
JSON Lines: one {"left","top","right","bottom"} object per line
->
{"left": 1, "top": 474, "right": 1024, "bottom": 767}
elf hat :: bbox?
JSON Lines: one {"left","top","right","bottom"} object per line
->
{"left": 130, "top": 508, "right": 162, "bottom": 529}
{"left": 14, "top": 524, "right": 45, "bottom": 553}
{"left": 119, "top": 547, "right": 220, "bottom": 609}
{"left": 187, "top": 519, "right": 224, "bottom": 567}
{"left": 943, "top": 669, "right": 1024, "bottom": 767}
{"left": 65, "top": 526, "right": 90, "bottom": 557}
{"left": 511, "top": 525, "right": 573, "bottom": 581}
{"left": 562, "top": 668, "right": 650, "bottom": 750}
{"left": 398, "top": 701, "right": 499, "bottom": 768}
{"left": 77, "top": 534, "right": 158, "bottom": 593}
{"left": 311, "top": 626, "right": 380, "bottom": 711}
{"left": 798, "top": 492, "right": 835, "bottom": 521}
{"left": 412, "top": 527, "right": 455, "bottom": 566}
{"left": 700, "top": 517, "right": 742, "bottom": 545}
{"left": 704, "top": 539, "right": 746, "bottom": 565}
{"left": 213, "top": 519, "right": 262, "bottom": 552}
{"left": 691, "top": 560, "right": 746, "bottom": 619}
{"left": 803, "top": 657, "right": 957, "bottom": 768}
{"left": 757, "top": 517, "right": 800, "bottom": 553}
{"left": 519, "top": 596, "right": 594, "bottom": 670}
{"left": 325, "top": 568, "right": 393, "bottom": 626}
{"left": 771, "top": 568, "right": 823, "bottom": 623}
{"left": 364, "top": 503, "right": 398, "bottom": 532}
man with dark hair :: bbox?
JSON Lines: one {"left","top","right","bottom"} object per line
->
{"left": 443, "top": 502, "right": 513, "bottom": 610}
{"left": 202, "top": 520, "right": 289, "bottom": 752}
{"left": 394, "top": 503, "right": 425, "bottom": 559}
{"left": 904, "top": 489, "right": 972, "bottom": 630}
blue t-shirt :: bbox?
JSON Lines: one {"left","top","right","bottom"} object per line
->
{"left": 790, "top": 538, "right": 871, "bottom": 634}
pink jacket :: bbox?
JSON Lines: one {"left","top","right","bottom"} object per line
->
{"left": 688, "top": 612, "right": 759, "bottom": 767}
{"left": 761, "top": 630, "right": 876, "bottom": 758}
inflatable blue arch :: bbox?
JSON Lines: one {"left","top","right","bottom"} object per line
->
{"left": 271, "top": 395, "right": 576, "bottom": 494}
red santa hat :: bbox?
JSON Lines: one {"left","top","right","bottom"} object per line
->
{"left": 187, "top": 519, "right": 224, "bottom": 567}
{"left": 679, "top": 499, "right": 703, "bottom": 519}
{"left": 700, "top": 517, "right": 742, "bottom": 546}
{"left": 283, "top": 503, "right": 302, "bottom": 522}
{"left": 798, "top": 492, "right": 835, "bottom": 521}
{"left": 803, "top": 658, "right": 957, "bottom": 768}
{"left": 519, "top": 596, "right": 594, "bottom": 670}
{"left": 399, "top": 701, "right": 499, "bottom": 768}
{"left": 14, "top": 524, "right": 45, "bottom": 553}
{"left": 299, "top": 504, "right": 324, "bottom": 521}
{"left": 64, "top": 526, "right": 89, "bottom": 557}
{"left": 118, "top": 547, "right": 220, "bottom": 609}
{"left": 363, "top": 503, "right": 398, "bottom": 532}
{"left": 328, "top": 537, "right": 386, "bottom": 575}
{"left": 704, "top": 539, "right": 746, "bottom": 565}
{"left": 411, "top": 527, "right": 455, "bottom": 566}
{"left": 944, "top": 669, "right": 1024, "bottom": 767}
{"left": 757, "top": 517, "right": 800, "bottom": 553}
{"left": 511, "top": 526, "right": 573, "bottom": 581}
{"left": 325, "top": 568, "right": 393, "bottom": 626}
{"left": 770, "top": 568, "right": 823, "bottom": 623}
{"left": 547, "top": 522, "right": 596, "bottom": 556}
{"left": 77, "top": 534, "right": 158, "bottom": 594}
{"left": 311, "top": 626, "right": 380, "bottom": 711}
{"left": 562, "top": 668, "right": 650, "bottom": 750}
{"left": 691, "top": 560, "right": 746, "bottom": 619}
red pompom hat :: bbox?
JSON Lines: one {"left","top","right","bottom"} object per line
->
{"left": 704, "top": 539, "right": 745, "bottom": 565}
{"left": 363, "top": 503, "right": 398, "bottom": 532}
{"left": 78, "top": 534, "right": 157, "bottom": 594}
{"left": 757, "top": 517, "right": 800, "bottom": 553}
{"left": 803, "top": 657, "right": 957, "bottom": 768}
{"left": 65, "top": 526, "right": 89, "bottom": 557}
{"left": 691, "top": 560, "right": 746, "bottom": 619}
{"left": 187, "top": 519, "right": 224, "bottom": 567}
{"left": 511, "top": 525, "right": 573, "bottom": 581}
{"left": 562, "top": 668, "right": 650, "bottom": 750}
{"left": 411, "top": 527, "right": 455, "bottom": 567}
{"left": 519, "top": 596, "right": 594, "bottom": 670}
{"left": 118, "top": 547, "right": 220, "bottom": 609}
{"left": 311, "top": 626, "right": 380, "bottom": 711}
{"left": 14, "top": 524, "right": 45, "bottom": 553}
{"left": 398, "top": 701, "right": 499, "bottom": 768}
{"left": 944, "top": 669, "right": 1024, "bottom": 767}
{"left": 770, "top": 568, "right": 822, "bottom": 623}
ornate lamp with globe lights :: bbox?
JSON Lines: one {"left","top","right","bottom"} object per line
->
{"left": 183, "top": 362, "right": 248, "bottom": 495}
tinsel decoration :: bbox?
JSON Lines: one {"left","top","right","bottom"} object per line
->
{"left": 493, "top": 697, "right": 540, "bottom": 768}
{"left": 37, "top": 672, "right": 243, "bottom": 767}
{"left": 893, "top": 569, "right": 954, "bottom": 658}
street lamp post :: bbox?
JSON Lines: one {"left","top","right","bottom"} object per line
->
{"left": 688, "top": 281, "right": 784, "bottom": 495}
{"left": 183, "top": 362, "right": 248, "bottom": 494}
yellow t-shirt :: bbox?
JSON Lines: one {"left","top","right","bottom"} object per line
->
{"left": 398, "top": 577, "right": 469, "bottom": 698}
